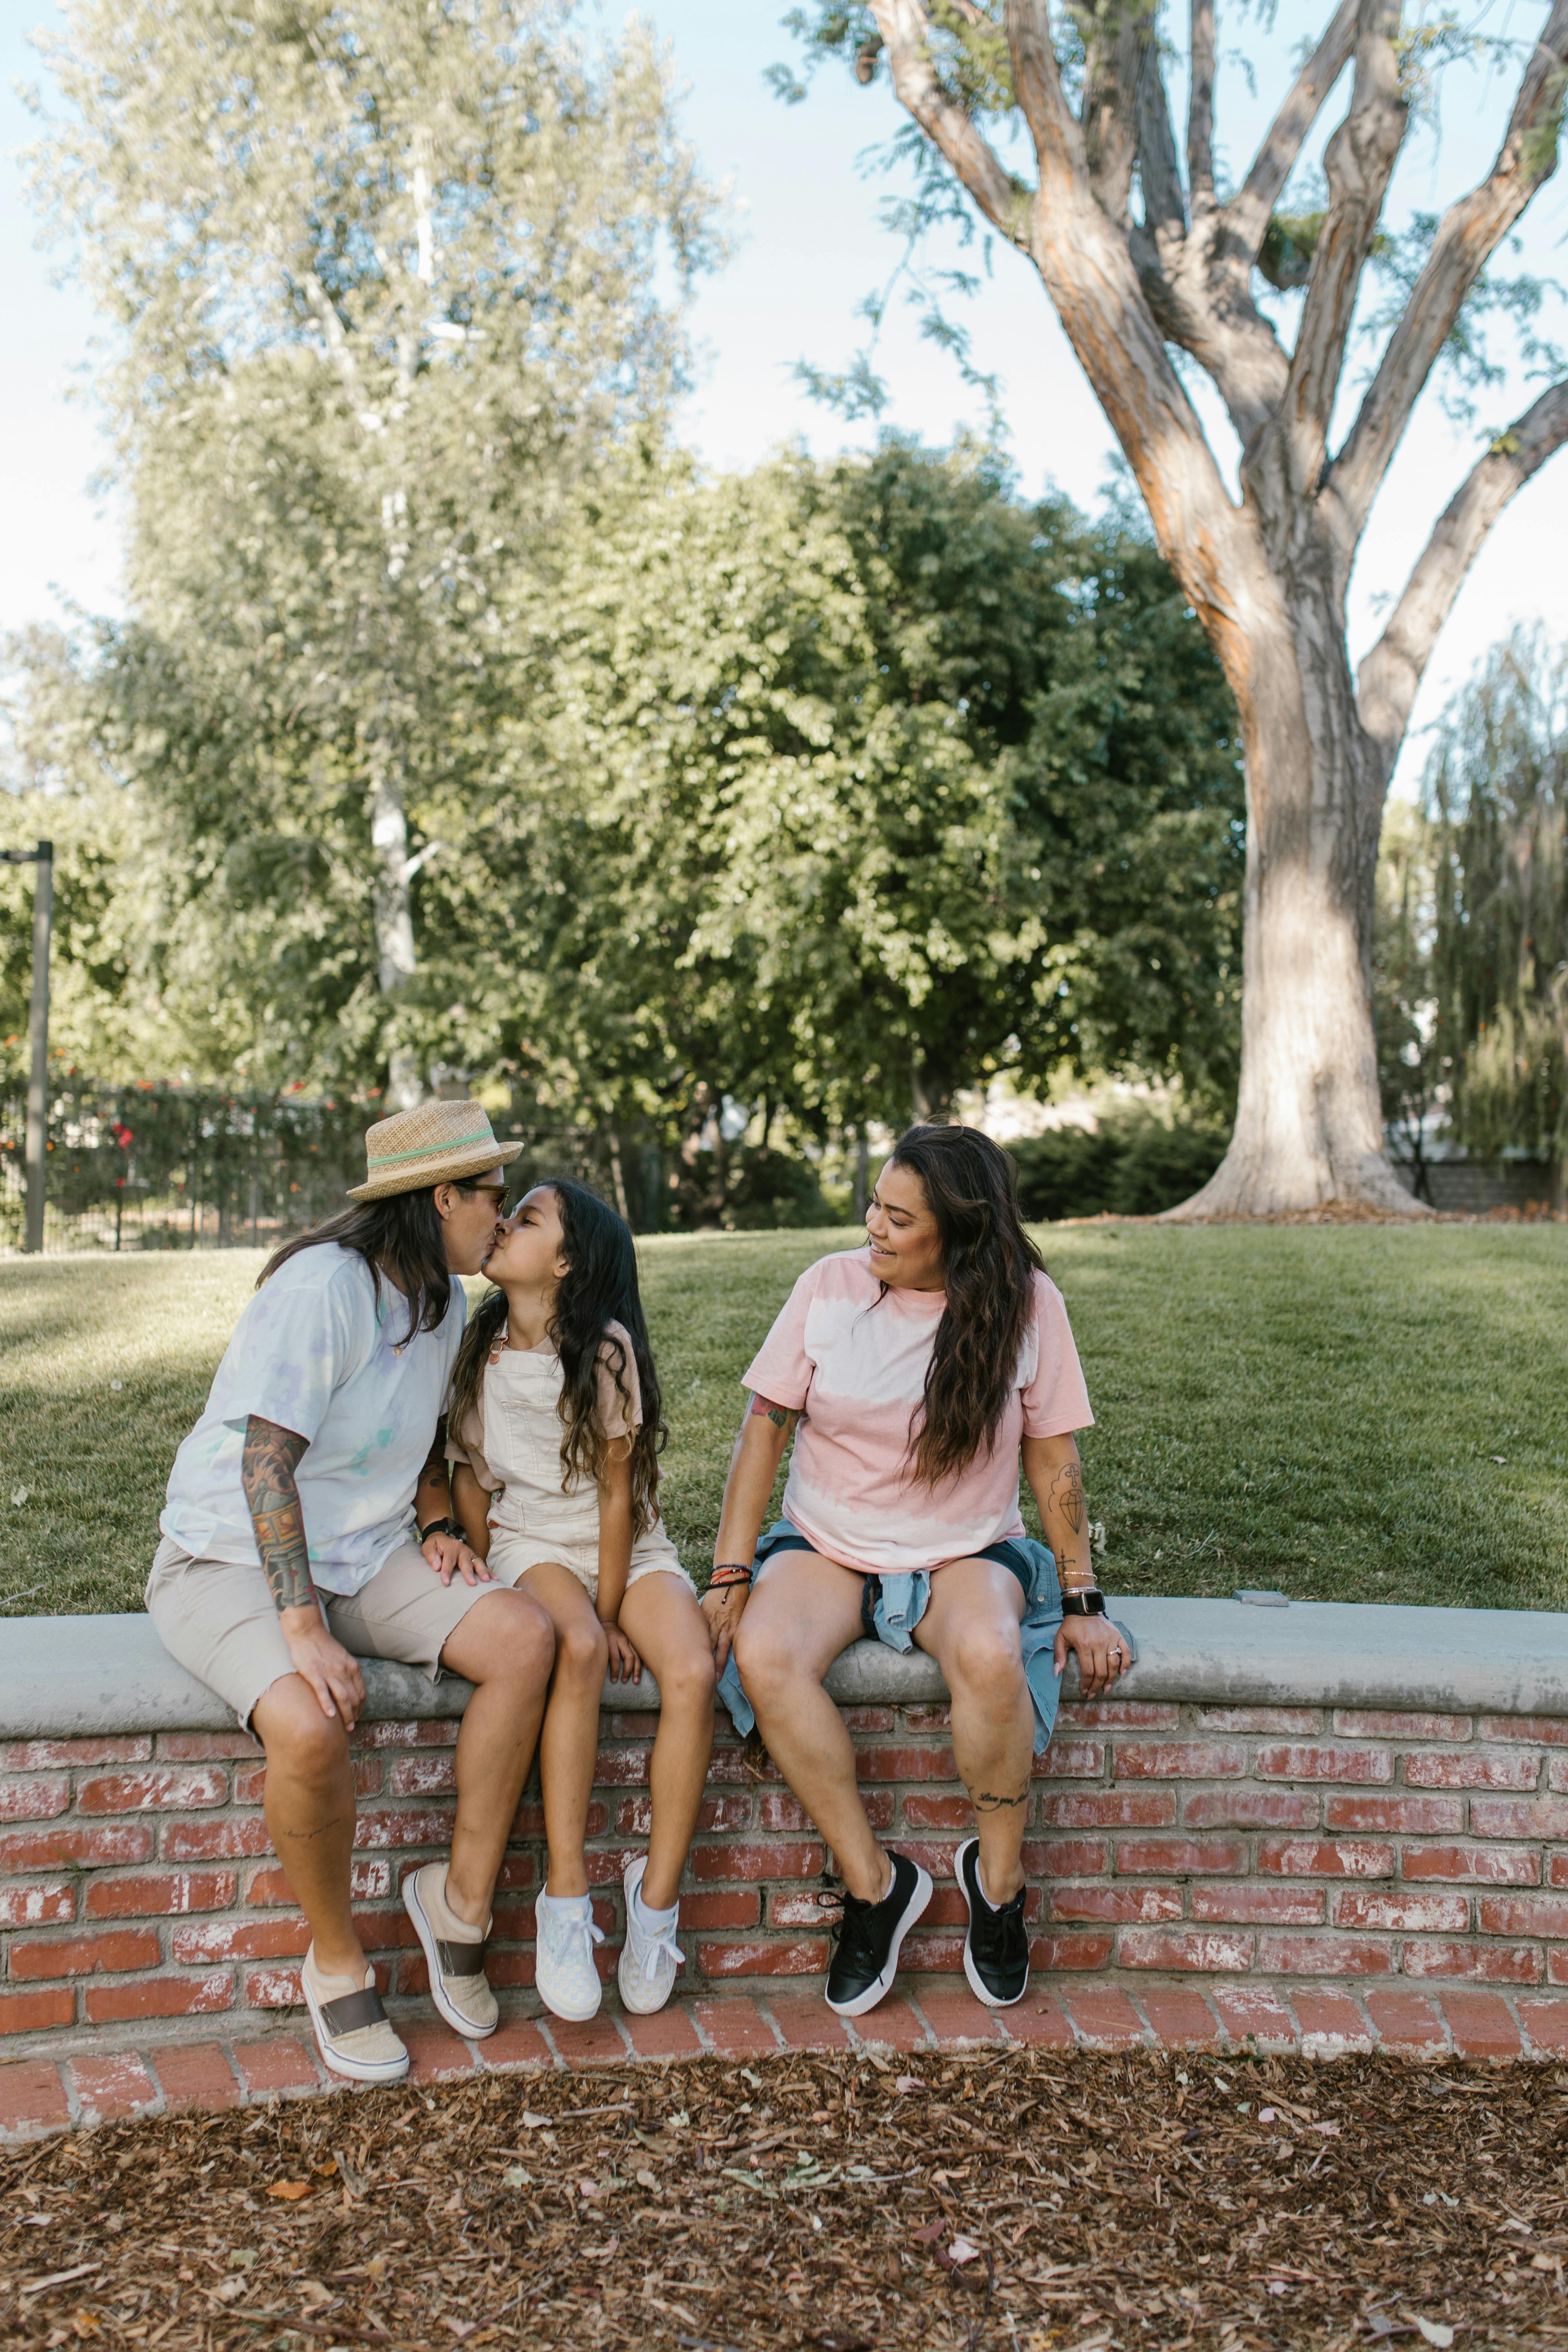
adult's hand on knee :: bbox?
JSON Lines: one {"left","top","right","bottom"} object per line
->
{"left": 281, "top": 1606, "right": 366, "bottom": 1729}
{"left": 422, "top": 1530, "right": 493, "bottom": 1587}
{"left": 1054, "top": 1614, "right": 1127, "bottom": 1702}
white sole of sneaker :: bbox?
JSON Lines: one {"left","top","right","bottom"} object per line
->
{"left": 954, "top": 1837, "right": 1029, "bottom": 2008}
{"left": 824, "top": 1861, "right": 934, "bottom": 2017}
{"left": 301, "top": 1972, "right": 410, "bottom": 2084}
{"left": 537, "top": 1976, "right": 604, "bottom": 2023}
{"left": 617, "top": 1858, "right": 680, "bottom": 2016}
{"left": 402, "top": 1871, "right": 498, "bottom": 2042}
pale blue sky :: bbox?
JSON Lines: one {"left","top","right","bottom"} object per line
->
{"left": 4, "top": 0, "right": 1568, "bottom": 794}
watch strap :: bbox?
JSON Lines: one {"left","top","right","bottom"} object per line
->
{"left": 1060, "top": 1588, "right": 1108, "bottom": 1618}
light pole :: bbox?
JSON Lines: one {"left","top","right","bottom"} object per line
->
{"left": 2, "top": 842, "right": 53, "bottom": 1254}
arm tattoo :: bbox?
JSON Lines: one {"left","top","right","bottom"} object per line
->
{"left": 746, "top": 1392, "right": 800, "bottom": 1437}
{"left": 240, "top": 1415, "right": 314, "bottom": 1615}
{"left": 1047, "top": 1459, "right": 1086, "bottom": 1537}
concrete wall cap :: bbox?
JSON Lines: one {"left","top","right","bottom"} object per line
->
{"left": 2, "top": 1596, "right": 1568, "bottom": 1737}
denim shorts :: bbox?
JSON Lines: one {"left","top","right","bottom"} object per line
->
{"left": 754, "top": 1524, "right": 1036, "bottom": 1639}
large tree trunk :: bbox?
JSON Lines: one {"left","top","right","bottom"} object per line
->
{"left": 1167, "top": 561, "right": 1423, "bottom": 1217}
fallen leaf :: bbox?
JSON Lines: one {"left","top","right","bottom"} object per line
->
{"left": 70, "top": 2313, "right": 101, "bottom": 2339}
{"left": 521, "top": 2110, "right": 550, "bottom": 2129}
{"left": 1257, "top": 2107, "right": 1276, "bottom": 2124}
{"left": 636, "top": 2167, "right": 659, "bottom": 2191}
{"left": 502, "top": 2165, "right": 527, "bottom": 2188}
{"left": 444, "top": 2323, "right": 476, "bottom": 2343}
{"left": 895, "top": 2075, "right": 922, "bottom": 2095}
{"left": 1309, "top": 2121, "right": 1341, "bottom": 2136}
{"left": 1404, "top": 2319, "right": 1455, "bottom": 2348}
{"left": 578, "top": 2178, "right": 600, "bottom": 2201}
{"left": 11, "top": 1486, "right": 28, "bottom": 1508}
{"left": 266, "top": 2180, "right": 313, "bottom": 2202}
{"left": 911, "top": 2221, "right": 945, "bottom": 2244}
{"left": 948, "top": 2236, "right": 982, "bottom": 2265}
{"left": 1267, "top": 2280, "right": 1289, "bottom": 2296}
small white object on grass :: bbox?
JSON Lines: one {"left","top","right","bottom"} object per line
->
{"left": 111, "top": 1380, "right": 123, "bottom": 1391}
{"left": 10, "top": 1487, "right": 27, "bottom": 1508}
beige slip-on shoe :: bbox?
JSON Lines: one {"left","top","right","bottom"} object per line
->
{"left": 403, "top": 1862, "right": 499, "bottom": 2039}
{"left": 301, "top": 1946, "right": 409, "bottom": 2084}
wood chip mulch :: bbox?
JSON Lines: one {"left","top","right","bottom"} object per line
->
{"left": 4, "top": 2046, "right": 1568, "bottom": 2349}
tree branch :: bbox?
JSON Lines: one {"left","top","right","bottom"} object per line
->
{"left": 1333, "top": 0, "right": 1568, "bottom": 542}
{"left": 1274, "top": 0, "right": 1406, "bottom": 492}
{"left": 1136, "top": 39, "right": 1187, "bottom": 237}
{"left": 1081, "top": 1, "right": 1151, "bottom": 227}
{"left": 865, "top": 0, "right": 1031, "bottom": 240}
{"left": 1226, "top": 0, "right": 1358, "bottom": 262}
{"left": 1358, "top": 379, "right": 1568, "bottom": 767}
{"left": 1188, "top": 0, "right": 1216, "bottom": 207}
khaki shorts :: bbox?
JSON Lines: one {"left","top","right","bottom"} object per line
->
{"left": 486, "top": 1525, "right": 697, "bottom": 1606}
{"left": 146, "top": 1535, "right": 499, "bottom": 1732}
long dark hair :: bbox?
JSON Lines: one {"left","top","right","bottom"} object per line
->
{"left": 448, "top": 1179, "right": 667, "bottom": 1538}
{"left": 260, "top": 1184, "right": 486, "bottom": 1344}
{"left": 884, "top": 1123, "right": 1044, "bottom": 1487}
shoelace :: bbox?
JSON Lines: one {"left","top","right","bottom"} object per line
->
{"left": 633, "top": 1915, "right": 683, "bottom": 1979}
{"left": 832, "top": 1887, "right": 887, "bottom": 1972}
{"left": 547, "top": 1910, "right": 605, "bottom": 1962}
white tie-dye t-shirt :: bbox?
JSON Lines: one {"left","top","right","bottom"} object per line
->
{"left": 741, "top": 1246, "right": 1092, "bottom": 1576}
{"left": 160, "top": 1243, "right": 466, "bottom": 1596}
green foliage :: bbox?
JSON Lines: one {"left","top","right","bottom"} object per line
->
{"left": 1008, "top": 1104, "right": 1229, "bottom": 1221}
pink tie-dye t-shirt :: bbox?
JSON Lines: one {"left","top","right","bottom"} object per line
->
{"left": 741, "top": 1246, "right": 1093, "bottom": 1576}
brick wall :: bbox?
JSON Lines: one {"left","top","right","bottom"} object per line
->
{"left": 6, "top": 1696, "right": 1568, "bottom": 2045}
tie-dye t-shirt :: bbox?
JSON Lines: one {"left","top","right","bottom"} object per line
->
{"left": 161, "top": 1244, "right": 466, "bottom": 1596}
{"left": 741, "top": 1246, "right": 1092, "bottom": 1576}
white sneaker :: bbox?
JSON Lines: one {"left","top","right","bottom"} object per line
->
{"left": 534, "top": 1889, "right": 605, "bottom": 2021}
{"left": 618, "top": 1856, "right": 683, "bottom": 2016}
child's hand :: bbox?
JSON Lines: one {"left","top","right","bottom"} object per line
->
{"left": 602, "top": 1623, "right": 642, "bottom": 1683}
{"left": 421, "top": 1530, "right": 493, "bottom": 1587}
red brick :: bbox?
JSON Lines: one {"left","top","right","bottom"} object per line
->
{"left": 903, "top": 1794, "right": 978, "bottom": 1832}
{"left": 617, "top": 2005, "right": 705, "bottom": 2060}
{"left": 150, "top": 2042, "right": 242, "bottom": 2110}
{"left": 1002, "top": 1991, "right": 1076, "bottom": 2045}
{"left": 1333, "top": 1711, "right": 1472, "bottom": 1741}
{"left": 231, "top": 2036, "right": 322, "bottom": 2096}
{"left": 691, "top": 1842, "right": 824, "bottom": 1883}
{"left": 591, "top": 1747, "right": 651, "bottom": 1785}
{"left": 902, "top": 1929, "right": 969, "bottom": 1972}
{"left": 1138, "top": 1986, "right": 1223, "bottom": 2047}
{"left": 353, "top": 1807, "right": 456, "bottom": 1849}
{"left": 1362, "top": 1988, "right": 1450, "bottom": 2056}
{"left": 0, "top": 1986, "right": 74, "bottom": 2035}
{"left": 903, "top": 1706, "right": 952, "bottom": 1731}
{"left": 245, "top": 1965, "right": 304, "bottom": 2007}
{"left": 1060, "top": 1986, "right": 1145, "bottom": 2048}
{"left": 1256, "top": 1934, "right": 1393, "bottom": 1975}
{"left": 388, "top": 1753, "right": 457, "bottom": 1797}
{"left": 4, "top": 1736, "right": 153, "bottom": 1768}
{"left": 841, "top": 1707, "right": 897, "bottom": 1733}
{"left": 1288, "top": 1988, "right": 1374, "bottom": 2052}
{"left": 156, "top": 1731, "right": 261, "bottom": 1760}
{"left": 698, "top": 1937, "right": 829, "bottom": 1977}
{"left": 1541, "top": 1756, "right": 1568, "bottom": 1792}
{"left": 1031, "top": 1838, "right": 1108, "bottom": 1877}
{"left": 1258, "top": 1838, "right": 1394, "bottom": 1878}
{"left": 1325, "top": 1794, "right": 1463, "bottom": 1834}
{"left": 1477, "top": 1714, "right": 1568, "bottom": 1746}
{"left": 67, "top": 2053, "right": 160, "bottom": 2124}
{"left": 0, "top": 1881, "right": 74, "bottom": 1927}
{"left": 757, "top": 1792, "right": 815, "bottom": 1833}
{"left": 1333, "top": 1891, "right": 1470, "bottom": 1932}
{"left": 1182, "top": 1788, "right": 1319, "bottom": 1830}
{"left": 399, "top": 2019, "right": 479, "bottom": 2081}
{"left": 857, "top": 1745, "right": 956, "bottom": 1782}
{"left": 0, "top": 1777, "right": 69, "bottom": 1821}
{"left": 676, "top": 1891, "right": 761, "bottom": 1930}
{"left": 1256, "top": 1744, "right": 1392, "bottom": 1784}
{"left": 356, "top": 1717, "right": 458, "bottom": 1748}
{"left": 86, "top": 1868, "right": 237, "bottom": 1919}
{"left": 0, "top": 1822, "right": 153, "bottom": 1871}
{"left": 1478, "top": 1893, "right": 1568, "bottom": 1937}
{"left": 10, "top": 1927, "right": 160, "bottom": 1979}
{"left": 247, "top": 1859, "right": 390, "bottom": 1905}
{"left": 1038, "top": 1739, "right": 1104, "bottom": 1778}
{"left": 1438, "top": 1988, "right": 1525, "bottom": 2058}
{"left": 0, "top": 2057, "right": 68, "bottom": 2135}
{"left": 692, "top": 1996, "right": 779, "bottom": 2055}
{"left": 1192, "top": 1884, "right": 1324, "bottom": 1925}
{"left": 913, "top": 1980, "right": 1006, "bottom": 2042}
{"left": 1405, "top": 1751, "right": 1539, "bottom": 1789}
{"left": 1115, "top": 1836, "right": 1246, "bottom": 1875}
{"left": 1049, "top": 1884, "right": 1182, "bottom": 1924}
{"left": 850, "top": 1993, "right": 930, "bottom": 2050}
{"left": 478, "top": 2016, "right": 555, "bottom": 2068}
{"left": 536, "top": 2012, "right": 625, "bottom": 2066}
{"left": 1470, "top": 1797, "right": 1568, "bottom": 1839}
{"left": 1518, "top": 1998, "right": 1568, "bottom": 2057}
{"left": 1405, "top": 1845, "right": 1539, "bottom": 1885}
{"left": 1403, "top": 1940, "right": 1542, "bottom": 1982}
{"left": 172, "top": 1916, "right": 310, "bottom": 1964}
{"left": 618, "top": 1793, "right": 753, "bottom": 1837}
{"left": 1194, "top": 1707, "right": 1323, "bottom": 1735}
{"left": 747, "top": 1995, "right": 846, "bottom": 2055}
{"left": 85, "top": 1970, "right": 235, "bottom": 2023}
{"left": 77, "top": 1766, "right": 228, "bottom": 1814}
{"left": 1209, "top": 1985, "right": 1299, "bottom": 2052}
{"left": 1044, "top": 1790, "right": 1176, "bottom": 1830}
{"left": 1114, "top": 1741, "right": 1246, "bottom": 1780}
{"left": 1057, "top": 1700, "right": 1179, "bottom": 1729}
{"left": 1119, "top": 1927, "right": 1254, "bottom": 1972}
{"left": 163, "top": 1816, "right": 273, "bottom": 1861}
{"left": 1027, "top": 1931, "right": 1116, "bottom": 1971}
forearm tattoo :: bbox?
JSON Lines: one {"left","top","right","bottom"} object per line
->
{"left": 240, "top": 1415, "right": 314, "bottom": 1615}
{"left": 747, "top": 1393, "right": 799, "bottom": 1437}
{"left": 1047, "top": 1459, "right": 1086, "bottom": 1537}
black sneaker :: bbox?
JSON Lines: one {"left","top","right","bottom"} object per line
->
{"left": 955, "top": 1837, "right": 1030, "bottom": 2007}
{"left": 825, "top": 1849, "right": 933, "bottom": 2016}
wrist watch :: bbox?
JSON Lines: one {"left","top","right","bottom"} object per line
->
{"left": 418, "top": 1515, "right": 465, "bottom": 1545}
{"left": 1060, "top": 1587, "right": 1108, "bottom": 1617}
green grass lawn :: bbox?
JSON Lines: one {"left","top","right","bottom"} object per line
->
{"left": 3, "top": 1221, "right": 1568, "bottom": 1616}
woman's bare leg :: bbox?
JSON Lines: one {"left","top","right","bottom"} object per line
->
{"left": 616, "top": 1575, "right": 717, "bottom": 1911}
{"left": 914, "top": 1558, "right": 1032, "bottom": 1902}
{"left": 731, "top": 1555, "right": 885, "bottom": 1902}
{"left": 516, "top": 1563, "right": 609, "bottom": 1901}
{"left": 251, "top": 1675, "right": 362, "bottom": 1979}
{"left": 437, "top": 1586, "right": 557, "bottom": 1926}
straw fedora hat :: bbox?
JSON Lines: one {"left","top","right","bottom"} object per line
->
{"left": 348, "top": 1099, "right": 520, "bottom": 1203}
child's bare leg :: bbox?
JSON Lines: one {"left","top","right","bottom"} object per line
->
{"left": 616, "top": 1575, "right": 717, "bottom": 1911}
{"left": 517, "top": 1562, "right": 608, "bottom": 1901}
